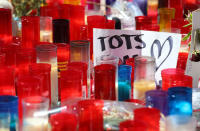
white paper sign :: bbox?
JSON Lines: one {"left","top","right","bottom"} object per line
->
{"left": 93, "top": 29, "right": 182, "bottom": 82}
{"left": 186, "top": 9, "right": 200, "bottom": 88}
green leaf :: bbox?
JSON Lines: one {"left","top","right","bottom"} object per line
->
{"left": 183, "top": 23, "right": 192, "bottom": 28}
{"left": 182, "top": 31, "right": 191, "bottom": 41}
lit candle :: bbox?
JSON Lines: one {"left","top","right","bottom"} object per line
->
{"left": 40, "top": 17, "right": 53, "bottom": 43}
{"left": 22, "top": 97, "right": 49, "bottom": 131}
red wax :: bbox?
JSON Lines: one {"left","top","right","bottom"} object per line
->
{"left": 21, "top": 16, "right": 40, "bottom": 48}
{"left": 29, "top": 63, "right": 51, "bottom": 100}
{"left": 77, "top": 100, "right": 104, "bottom": 131}
{"left": 135, "top": 16, "right": 152, "bottom": 30}
{"left": 120, "top": 120, "right": 147, "bottom": 131}
{"left": 134, "top": 108, "right": 160, "bottom": 131}
{"left": 68, "top": 62, "right": 88, "bottom": 96}
{"left": 50, "top": 112, "right": 77, "bottom": 131}
{"left": 94, "top": 64, "right": 116, "bottom": 100}
{"left": 16, "top": 49, "right": 36, "bottom": 75}
{"left": 60, "top": 69, "right": 82, "bottom": 101}
{"left": 0, "top": 8, "right": 12, "bottom": 44}
{"left": 126, "top": 58, "right": 135, "bottom": 99}
{"left": 177, "top": 52, "right": 189, "bottom": 70}
{"left": 0, "top": 67, "right": 15, "bottom": 95}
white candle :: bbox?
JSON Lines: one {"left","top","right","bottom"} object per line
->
{"left": 50, "top": 60, "right": 59, "bottom": 107}
{"left": 23, "top": 118, "right": 48, "bottom": 131}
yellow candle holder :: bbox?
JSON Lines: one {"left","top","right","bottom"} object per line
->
{"left": 159, "top": 8, "right": 175, "bottom": 32}
{"left": 64, "top": 0, "right": 81, "bottom": 5}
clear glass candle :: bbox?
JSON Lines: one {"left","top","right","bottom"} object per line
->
{"left": 70, "top": 40, "right": 90, "bottom": 97}
{"left": 36, "top": 44, "right": 59, "bottom": 108}
{"left": 22, "top": 97, "right": 49, "bottom": 131}
{"left": 134, "top": 56, "right": 156, "bottom": 101}
{"left": 118, "top": 65, "right": 132, "bottom": 101}
{"left": 166, "top": 115, "right": 197, "bottom": 131}
{"left": 40, "top": 16, "right": 53, "bottom": 43}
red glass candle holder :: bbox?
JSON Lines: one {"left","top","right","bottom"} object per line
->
{"left": 0, "top": 8, "right": 12, "bottom": 44}
{"left": 87, "top": 15, "right": 106, "bottom": 59}
{"left": 68, "top": 62, "right": 88, "bottom": 97}
{"left": 0, "top": 53, "right": 5, "bottom": 67}
{"left": 0, "top": 67, "right": 15, "bottom": 95}
{"left": 135, "top": 16, "right": 152, "bottom": 30}
{"left": 177, "top": 52, "right": 189, "bottom": 70}
{"left": 168, "top": 0, "right": 183, "bottom": 18}
{"left": 40, "top": 5, "right": 59, "bottom": 19}
{"left": 120, "top": 120, "right": 147, "bottom": 131}
{"left": 77, "top": 100, "right": 104, "bottom": 131}
{"left": 50, "top": 112, "right": 78, "bottom": 131}
{"left": 80, "top": 25, "right": 88, "bottom": 40}
{"left": 54, "top": 43, "right": 70, "bottom": 76}
{"left": 29, "top": 63, "right": 51, "bottom": 100}
{"left": 126, "top": 58, "right": 135, "bottom": 99}
{"left": 21, "top": 16, "right": 40, "bottom": 48}
{"left": 16, "top": 49, "right": 36, "bottom": 75}
{"left": 17, "top": 75, "right": 43, "bottom": 98}
{"left": 94, "top": 64, "right": 116, "bottom": 100}
{"left": 60, "top": 69, "right": 82, "bottom": 101}
{"left": 134, "top": 108, "right": 160, "bottom": 131}
{"left": 0, "top": 43, "right": 20, "bottom": 67}
{"left": 106, "top": 20, "right": 115, "bottom": 29}
{"left": 166, "top": 75, "right": 193, "bottom": 89}
{"left": 161, "top": 68, "right": 188, "bottom": 90}
{"left": 69, "top": 5, "right": 85, "bottom": 40}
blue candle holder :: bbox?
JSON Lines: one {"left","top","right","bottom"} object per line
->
{"left": 118, "top": 65, "right": 132, "bottom": 101}
{"left": 146, "top": 90, "right": 168, "bottom": 116}
{"left": 168, "top": 87, "right": 192, "bottom": 116}
{"left": 0, "top": 96, "right": 18, "bottom": 131}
